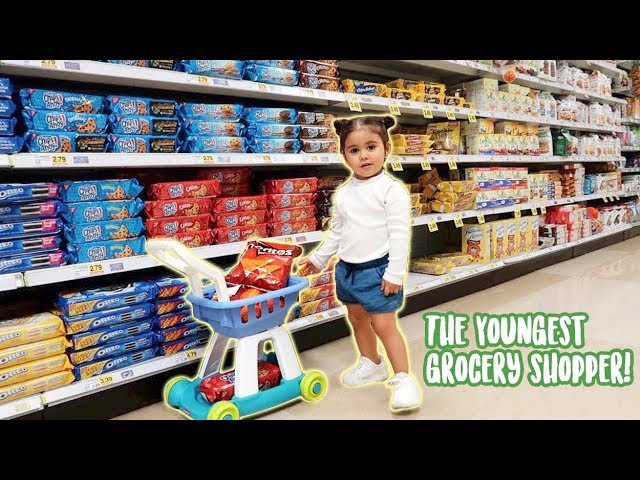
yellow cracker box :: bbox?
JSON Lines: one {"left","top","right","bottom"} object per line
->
{"left": 391, "top": 134, "right": 432, "bottom": 147}
{"left": 386, "top": 78, "right": 426, "bottom": 93}
{"left": 341, "top": 79, "right": 388, "bottom": 97}
{"left": 386, "top": 87, "right": 420, "bottom": 101}
{"left": 438, "top": 180, "right": 476, "bottom": 193}
{"left": 504, "top": 219, "right": 518, "bottom": 257}
{"left": 461, "top": 119, "right": 494, "bottom": 136}
{"left": 490, "top": 220, "right": 508, "bottom": 260}
{"left": 427, "top": 122, "right": 461, "bottom": 154}
{"left": 494, "top": 121, "right": 523, "bottom": 136}
{"left": 0, "top": 370, "right": 75, "bottom": 405}
{"left": 499, "top": 84, "right": 531, "bottom": 96}
{"left": 529, "top": 216, "right": 539, "bottom": 251}
{"left": 518, "top": 217, "right": 530, "bottom": 253}
{"left": 0, "top": 336, "right": 70, "bottom": 370}
{"left": 462, "top": 224, "right": 491, "bottom": 263}
{"left": 0, "top": 354, "right": 72, "bottom": 389}
{"left": 0, "top": 312, "right": 65, "bottom": 350}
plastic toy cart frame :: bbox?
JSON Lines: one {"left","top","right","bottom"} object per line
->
{"left": 147, "top": 239, "right": 327, "bottom": 420}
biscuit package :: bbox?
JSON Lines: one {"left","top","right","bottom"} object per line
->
{"left": 268, "top": 219, "right": 317, "bottom": 236}
{"left": 24, "top": 131, "right": 108, "bottom": 153}
{"left": 155, "top": 322, "right": 209, "bottom": 343}
{"left": 299, "top": 283, "right": 335, "bottom": 303}
{"left": 56, "top": 281, "right": 157, "bottom": 317}
{"left": 104, "top": 95, "right": 177, "bottom": 117}
{"left": 296, "top": 112, "right": 336, "bottom": 126}
{"left": 68, "top": 331, "right": 157, "bottom": 366}
{"left": 156, "top": 297, "right": 189, "bottom": 316}
{"left": 0, "top": 354, "right": 72, "bottom": 389}
{"left": 0, "top": 117, "right": 17, "bottom": 136}
{"left": 266, "top": 193, "right": 316, "bottom": 209}
{"left": 181, "top": 60, "right": 245, "bottom": 80}
{"left": 294, "top": 297, "right": 341, "bottom": 318}
{"left": 108, "top": 134, "right": 179, "bottom": 153}
{"left": 298, "top": 60, "right": 339, "bottom": 77}
{"left": 0, "top": 99, "right": 15, "bottom": 118}
{"left": 0, "top": 217, "right": 62, "bottom": 239}
{"left": 62, "top": 302, "right": 155, "bottom": 334}
{"left": 0, "top": 336, "right": 70, "bottom": 370}
{"left": 213, "top": 210, "right": 267, "bottom": 228}
{"left": 300, "top": 139, "right": 338, "bottom": 153}
{"left": 0, "top": 235, "right": 62, "bottom": 257}
{"left": 63, "top": 217, "right": 144, "bottom": 243}
{"left": 247, "top": 60, "right": 296, "bottom": 69}
{"left": 181, "top": 120, "right": 245, "bottom": 137}
{"left": 148, "top": 180, "right": 220, "bottom": 200}
{"left": 60, "top": 179, "right": 143, "bottom": 203}
{"left": 196, "top": 168, "right": 252, "bottom": 185}
{"left": 179, "top": 103, "right": 243, "bottom": 121}
{"left": 242, "top": 108, "right": 297, "bottom": 124}
{"left": 69, "top": 317, "right": 157, "bottom": 351}
{"left": 198, "top": 360, "right": 281, "bottom": 403}
{"left": 157, "top": 310, "right": 194, "bottom": 330}
{"left": 213, "top": 224, "right": 268, "bottom": 244}
{"left": 181, "top": 135, "right": 247, "bottom": 153}
{"left": 0, "top": 312, "right": 65, "bottom": 350}
{"left": 66, "top": 236, "right": 146, "bottom": 264}
{"left": 244, "top": 64, "right": 299, "bottom": 86}
{"left": 0, "top": 250, "right": 67, "bottom": 274}
{"left": 61, "top": 198, "right": 145, "bottom": 224}
{"left": 299, "top": 126, "right": 334, "bottom": 139}
{"left": 108, "top": 115, "right": 180, "bottom": 136}
{"left": 145, "top": 214, "right": 211, "bottom": 236}
{"left": 247, "top": 138, "right": 301, "bottom": 154}
{"left": 263, "top": 178, "right": 318, "bottom": 195}
{"left": 246, "top": 123, "right": 301, "bottom": 139}
{"left": 73, "top": 347, "right": 157, "bottom": 380}
{"left": 158, "top": 333, "right": 210, "bottom": 356}
{"left": 0, "top": 136, "right": 23, "bottom": 153}
{"left": 220, "top": 184, "right": 252, "bottom": 197}
{"left": 162, "top": 229, "right": 214, "bottom": 248}
{"left": 0, "top": 370, "right": 75, "bottom": 405}
{"left": 0, "top": 184, "right": 59, "bottom": 204}
{"left": 211, "top": 195, "right": 267, "bottom": 213}
{"left": 267, "top": 206, "right": 316, "bottom": 223}
{"left": 144, "top": 198, "right": 211, "bottom": 219}
{"left": 19, "top": 88, "right": 105, "bottom": 114}
{"left": 23, "top": 109, "right": 109, "bottom": 133}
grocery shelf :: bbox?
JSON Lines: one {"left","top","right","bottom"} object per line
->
{"left": 622, "top": 146, "right": 640, "bottom": 152}
{"left": 411, "top": 190, "right": 637, "bottom": 227}
{"left": 395, "top": 154, "right": 624, "bottom": 165}
{"left": 614, "top": 87, "right": 633, "bottom": 97}
{"left": 23, "top": 231, "right": 326, "bottom": 287}
{"left": 620, "top": 167, "right": 640, "bottom": 173}
{"left": 287, "top": 305, "right": 347, "bottom": 331}
{"left": 9, "top": 152, "right": 343, "bottom": 169}
{"left": 622, "top": 117, "right": 640, "bottom": 126}
{"left": 567, "top": 60, "right": 625, "bottom": 77}
{"left": 0, "top": 155, "right": 9, "bottom": 168}
{"left": 0, "top": 60, "right": 344, "bottom": 106}
{"left": 618, "top": 61, "right": 633, "bottom": 71}
{"left": 0, "top": 394, "right": 44, "bottom": 420}
{"left": 406, "top": 261, "right": 504, "bottom": 296}
{"left": 0, "top": 273, "right": 24, "bottom": 292}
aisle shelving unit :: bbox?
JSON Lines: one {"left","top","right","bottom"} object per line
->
{"left": 567, "top": 60, "right": 625, "bottom": 78}
{"left": 394, "top": 154, "right": 624, "bottom": 165}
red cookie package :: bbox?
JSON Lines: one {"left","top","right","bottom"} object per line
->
{"left": 144, "top": 198, "right": 211, "bottom": 218}
{"left": 266, "top": 193, "right": 317, "bottom": 209}
{"left": 263, "top": 177, "right": 318, "bottom": 195}
{"left": 145, "top": 214, "right": 211, "bottom": 236}
{"left": 198, "top": 360, "right": 281, "bottom": 403}
{"left": 211, "top": 195, "right": 267, "bottom": 213}
{"left": 149, "top": 180, "right": 221, "bottom": 200}
{"left": 268, "top": 219, "right": 317, "bottom": 236}
{"left": 213, "top": 224, "right": 268, "bottom": 244}
{"left": 213, "top": 210, "right": 267, "bottom": 228}
{"left": 197, "top": 168, "right": 252, "bottom": 185}
{"left": 164, "top": 229, "right": 214, "bottom": 248}
{"left": 220, "top": 184, "right": 252, "bottom": 197}
{"left": 267, "top": 206, "right": 316, "bottom": 223}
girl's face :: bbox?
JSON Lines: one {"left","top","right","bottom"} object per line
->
{"left": 342, "top": 127, "right": 390, "bottom": 179}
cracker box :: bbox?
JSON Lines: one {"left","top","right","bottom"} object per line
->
{"left": 462, "top": 224, "right": 491, "bottom": 263}
{"left": 504, "top": 219, "right": 518, "bottom": 257}
{"left": 489, "top": 220, "right": 507, "bottom": 260}
{"left": 529, "top": 216, "right": 539, "bottom": 251}
{"left": 461, "top": 119, "right": 494, "bottom": 136}
{"left": 518, "top": 217, "right": 530, "bottom": 253}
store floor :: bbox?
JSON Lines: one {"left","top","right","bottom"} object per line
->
{"left": 116, "top": 236, "right": 640, "bottom": 420}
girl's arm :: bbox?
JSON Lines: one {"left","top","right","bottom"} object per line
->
{"left": 308, "top": 202, "right": 344, "bottom": 271}
{"left": 383, "top": 183, "right": 411, "bottom": 286}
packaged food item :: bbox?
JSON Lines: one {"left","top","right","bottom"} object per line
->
{"left": 490, "top": 220, "right": 507, "bottom": 260}
{"left": 298, "top": 126, "right": 333, "bottom": 139}
{"left": 0, "top": 312, "right": 65, "bottom": 350}
{"left": 341, "top": 79, "right": 388, "bottom": 96}
{"left": 69, "top": 317, "right": 157, "bottom": 351}
{"left": 0, "top": 235, "right": 61, "bottom": 257}
{"left": 0, "top": 184, "right": 59, "bottom": 205}
{"left": 68, "top": 331, "right": 157, "bottom": 366}
{"left": 148, "top": 180, "right": 220, "bottom": 200}
{"left": 0, "top": 136, "right": 23, "bottom": 153}
{"left": 0, "top": 370, "right": 75, "bottom": 405}
{"left": 179, "top": 103, "right": 244, "bottom": 121}
{"left": 107, "top": 60, "right": 149, "bottom": 67}
{"left": 56, "top": 281, "right": 157, "bottom": 317}
{"left": 62, "top": 302, "right": 155, "bottom": 334}
{"left": 461, "top": 119, "right": 494, "bottom": 136}
{"left": 0, "top": 117, "right": 16, "bottom": 136}
{"left": 144, "top": 198, "right": 211, "bottom": 219}
{"left": 155, "top": 297, "right": 189, "bottom": 316}
{"left": 296, "top": 112, "right": 336, "bottom": 126}
{"left": 23, "top": 131, "right": 107, "bottom": 153}
{"left": 213, "top": 210, "right": 266, "bottom": 228}
{"left": 66, "top": 236, "right": 146, "bottom": 264}
{"left": 462, "top": 224, "right": 491, "bottom": 263}
{"left": 198, "top": 360, "right": 281, "bottom": 403}
{"left": 263, "top": 178, "right": 318, "bottom": 195}
{"left": 60, "top": 179, "right": 143, "bottom": 203}
{"left": 0, "top": 78, "right": 12, "bottom": 98}
{"left": 427, "top": 122, "right": 461, "bottom": 154}
{"left": 426, "top": 252, "right": 472, "bottom": 266}
{"left": 306, "top": 271, "right": 335, "bottom": 288}
{"left": 164, "top": 229, "right": 214, "bottom": 248}
{"left": 0, "top": 250, "right": 67, "bottom": 274}
{"left": 267, "top": 206, "right": 316, "bottom": 223}
{"left": 63, "top": 217, "right": 143, "bottom": 244}
{"left": 244, "top": 64, "right": 299, "bottom": 86}
{"left": 0, "top": 336, "right": 70, "bottom": 370}
{"left": 22, "top": 109, "right": 109, "bottom": 133}
{"left": 268, "top": 219, "right": 317, "bottom": 236}
{"left": 248, "top": 60, "right": 296, "bottom": 69}
{"left": 317, "top": 176, "right": 345, "bottom": 191}
{"left": 155, "top": 322, "right": 209, "bottom": 343}
{"left": 0, "top": 217, "right": 62, "bottom": 239}
{"left": 247, "top": 138, "right": 301, "bottom": 154}
{"left": 182, "top": 119, "right": 245, "bottom": 137}
{"left": 108, "top": 115, "right": 180, "bottom": 136}
{"left": 246, "top": 123, "right": 300, "bottom": 139}
{"left": 62, "top": 198, "right": 145, "bottom": 224}
{"left": 242, "top": 108, "right": 297, "bottom": 124}
{"left": 145, "top": 214, "right": 210, "bottom": 236}
{"left": 104, "top": 95, "right": 177, "bottom": 117}
{"left": 149, "top": 60, "right": 178, "bottom": 70}
{"left": 213, "top": 224, "right": 268, "bottom": 244}
{"left": 154, "top": 277, "right": 188, "bottom": 299}
{"left": 181, "top": 135, "right": 247, "bottom": 153}
{"left": 220, "top": 185, "right": 251, "bottom": 197}
{"left": 19, "top": 88, "right": 104, "bottom": 113}
{"left": 158, "top": 334, "right": 210, "bottom": 356}
{"left": 267, "top": 193, "right": 317, "bottom": 209}
{"left": 299, "top": 283, "right": 335, "bottom": 303}
{"left": 181, "top": 60, "right": 245, "bottom": 79}
{"left": 438, "top": 181, "right": 476, "bottom": 193}
{"left": 299, "top": 73, "right": 341, "bottom": 91}
{"left": 0, "top": 354, "right": 71, "bottom": 388}
{"left": 211, "top": 195, "right": 267, "bottom": 213}
{"left": 300, "top": 139, "right": 338, "bottom": 153}
{"left": 0, "top": 99, "right": 15, "bottom": 117}
{"left": 157, "top": 310, "right": 195, "bottom": 330}
{"left": 298, "top": 60, "right": 339, "bottom": 77}
{"left": 295, "top": 297, "right": 341, "bottom": 317}
{"left": 73, "top": 347, "right": 157, "bottom": 380}
{"left": 197, "top": 168, "right": 252, "bottom": 185}
{"left": 410, "top": 258, "right": 452, "bottom": 275}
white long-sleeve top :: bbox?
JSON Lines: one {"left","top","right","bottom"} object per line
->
{"left": 309, "top": 171, "right": 411, "bottom": 285}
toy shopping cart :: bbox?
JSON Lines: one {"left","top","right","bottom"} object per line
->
{"left": 146, "top": 239, "right": 327, "bottom": 420}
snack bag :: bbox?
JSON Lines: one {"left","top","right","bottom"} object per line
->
{"left": 198, "top": 360, "right": 281, "bottom": 403}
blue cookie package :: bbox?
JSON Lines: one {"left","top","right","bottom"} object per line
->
{"left": 22, "top": 109, "right": 109, "bottom": 133}
{"left": 61, "top": 198, "right": 145, "bottom": 224}
{"left": 244, "top": 64, "right": 299, "bottom": 86}
{"left": 68, "top": 331, "right": 157, "bottom": 366}
{"left": 108, "top": 115, "right": 180, "bottom": 136}
{"left": 63, "top": 217, "right": 144, "bottom": 244}
{"left": 0, "top": 99, "right": 16, "bottom": 118}
{"left": 108, "top": 134, "right": 178, "bottom": 153}
{"left": 155, "top": 322, "right": 209, "bottom": 344}
{"left": 181, "top": 60, "right": 245, "bottom": 80}
{"left": 0, "top": 183, "right": 59, "bottom": 204}
{"left": 181, "top": 119, "right": 245, "bottom": 137}
{"left": 158, "top": 333, "right": 210, "bottom": 356}
{"left": 0, "top": 200, "right": 64, "bottom": 220}
{"left": 66, "top": 236, "right": 146, "bottom": 264}
{"left": 73, "top": 347, "right": 157, "bottom": 380}
{"left": 0, "top": 235, "right": 61, "bottom": 258}
{"left": 180, "top": 135, "right": 247, "bottom": 153}
{"left": 247, "top": 138, "right": 301, "bottom": 154}
{"left": 179, "top": 103, "right": 243, "bottom": 121}
{"left": 62, "top": 302, "right": 156, "bottom": 335}
{"left": 60, "top": 179, "right": 143, "bottom": 203}
{"left": 56, "top": 281, "right": 157, "bottom": 317}
{"left": 69, "top": 317, "right": 157, "bottom": 350}
{"left": 24, "top": 131, "right": 108, "bottom": 153}
{"left": 242, "top": 107, "right": 297, "bottom": 124}
{"left": 0, "top": 250, "right": 66, "bottom": 274}
{"left": 0, "top": 118, "right": 17, "bottom": 136}
{"left": 0, "top": 78, "right": 12, "bottom": 98}
{"left": 0, "top": 136, "right": 24, "bottom": 153}
{"left": 0, "top": 217, "right": 63, "bottom": 239}
{"left": 246, "top": 123, "right": 300, "bottom": 139}
{"left": 104, "top": 95, "right": 177, "bottom": 118}
{"left": 246, "top": 60, "right": 296, "bottom": 70}
{"left": 19, "top": 88, "right": 104, "bottom": 114}
{"left": 106, "top": 60, "right": 149, "bottom": 68}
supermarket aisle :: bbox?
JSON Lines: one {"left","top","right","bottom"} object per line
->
{"left": 116, "top": 236, "right": 640, "bottom": 420}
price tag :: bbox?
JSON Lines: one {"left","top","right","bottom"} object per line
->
{"left": 446, "top": 109, "right": 457, "bottom": 120}
{"left": 448, "top": 158, "right": 458, "bottom": 170}
{"left": 185, "top": 350, "right": 198, "bottom": 360}
{"left": 310, "top": 155, "right": 319, "bottom": 162}
{"left": 422, "top": 106, "right": 433, "bottom": 119}
{"left": 257, "top": 83, "right": 268, "bottom": 91}
{"left": 443, "top": 274, "right": 455, "bottom": 283}
{"left": 306, "top": 89, "right": 315, "bottom": 97}
{"left": 427, "top": 220, "right": 438, "bottom": 232}
{"left": 99, "top": 375, "right": 113, "bottom": 386}
{"left": 315, "top": 313, "right": 324, "bottom": 321}
{"left": 41, "top": 60, "right": 57, "bottom": 68}
{"left": 281, "top": 236, "right": 293, "bottom": 243}
{"left": 202, "top": 155, "right": 214, "bottom": 163}
{"left": 540, "top": 206, "right": 547, "bottom": 214}
{"left": 348, "top": 96, "right": 362, "bottom": 112}
{"left": 603, "top": 196, "right": 609, "bottom": 203}
{"left": 388, "top": 103, "right": 401, "bottom": 116}
{"left": 477, "top": 213, "right": 485, "bottom": 224}
{"left": 88, "top": 264, "right": 104, "bottom": 276}
{"left": 531, "top": 207, "right": 538, "bottom": 215}
{"left": 453, "top": 215, "right": 464, "bottom": 228}
{"left": 421, "top": 158, "right": 432, "bottom": 170}
{"left": 52, "top": 155, "right": 67, "bottom": 165}
{"left": 391, "top": 160, "right": 403, "bottom": 171}
{"left": 262, "top": 155, "right": 273, "bottom": 163}
{"left": 197, "top": 76, "right": 209, "bottom": 84}
{"left": 467, "top": 111, "right": 477, "bottom": 123}
{"left": 514, "top": 208, "right": 521, "bottom": 218}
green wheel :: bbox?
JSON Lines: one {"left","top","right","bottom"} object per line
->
{"left": 300, "top": 370, "right": 327, "bottom": 402}
{"left": 164, "top": 376, "right": 190, "bottom": 408}
{"left": 207, "top": 401, "right": 240, "bottom": 420}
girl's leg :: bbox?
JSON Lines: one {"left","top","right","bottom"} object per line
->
{"left": 345, "top": 303, "right": 378, "bottom": 362}
{"left": 369, "top": 311, "right": 408, "bottom": 373}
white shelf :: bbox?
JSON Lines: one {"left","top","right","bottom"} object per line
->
{"left": 614, "top": 87, "right": 633, "bottom": 97}
{"left": 412, "top": 190, "right": 637, "bottom": 227}
{"left": 406, "top": 261, "right": 505, "bottom": 296}
{"left": 0, "top": 154, "right": 9, "bottom": 168}
{"left": 0, "top": 60, "right": 344, "bottom": 106}
{"left": 9, "top": 152, "right": 343, "bottom": 169}
{"left": 622, "top": 146, "right": 640, "bottom": 152}
{"left": 0, "top": 273, "right": 24, "bottom": 292}
{"left": 620, "top": 167, "right": 640, "bottom": 173}
{"left": 396, "top": 154, "right": 624, "bottom": 165}
{"left": 24, "top": 231, "right": 326, "bottom": 287}
{"left": 567, "top": 60, "right": 625, "bottom": 78}
{"left": 288, "top": 306, "right": 347, "bottom": 331}
{"left": 622, "top": 117, "right": 640, "bottom": 126}
{"left": 618, "top": 61, "right": 633, "bottom": 71}
{"left": 0, "top": 394, "right": 44, "bottom": 420}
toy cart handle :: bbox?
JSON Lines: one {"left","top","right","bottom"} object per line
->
{"left": 146, "top": 239, "right": 230, "bottom": 301}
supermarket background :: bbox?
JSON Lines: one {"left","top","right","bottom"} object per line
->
{"left": 0, "top": 59, "right": 638, "bottom": 420}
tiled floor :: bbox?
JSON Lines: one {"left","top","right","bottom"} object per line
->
{"left": 115, "top": 236, "right": 640, "bottom": 420}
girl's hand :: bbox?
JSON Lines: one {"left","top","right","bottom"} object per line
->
{"left": 297, "top": 257, "right": 321, "bottom": 276}
{"left": 381, "top": 279, "right": 402, "bottom": 296}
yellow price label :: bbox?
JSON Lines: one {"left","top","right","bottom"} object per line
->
{"left": 446, "top": 109, "right": 456, "bottom": 120}
{"left": 52, "top": 155, "right": 67, "bottom": 165}
{"left": 257, "top": 83, "right": 268, "bottom": 91}
{"left": 448, "top": 158, "right": 458, "bottom": 170}
{"left": 391, "top": 161, "right": 403, "bottom": 171}
{"left": 468, "top": 111, "right": 477, "bottom": 123}
{"left": 315, "top": 313, "right": 324, "bottom": 321}
{"left": 531, "top": 207, "right": 538, "bottom": 215}
{"left": 197, "top": 76, "right": 209, "bottom": 84}
{"left": 422, "top": 106, "right": 433, "bottom": 119}
{"left": 202, "top": 155, "right": 214, "bottom": 163}
{"left": 99, "top": 375, "right": 113, "bottom": 386}
{"left": 540, "top": 206, "right": 547, "bottom": 214}
{"left": 306, "top": 89, "right": 315, "bottom": 97}
{"left": 453, "top": 215, "right": 464, "bottom": 228}
{"left": 421, "top": 158, "right": 432, "bottom": 170}
{"left": 427, "top": 220, "right": 438, "bottom": 232}
{"left": 185, "top": 350, "right": 198, "bottom": 360}
{"left": 262, "top": 155, "right": 272, "bottom": 163}
{"left": 282, "top": 236, "right": 293, "bottom": 243}
{"left": 348, "top": 97, "right": 362, "bottom": 112}
{"left": 603, "top": 196, "right": 609, "bottom": 203}
{"left": 388, "top": 103, "right": 401, "bottom": 116}
{"left": 514, "top": 209, "right": 521, "bottom": 218}
{"left": 41, "top": 60, "right": 57, "bottom": 68}
{"left": 443, "top": 274, "right": 455, "bottom": 283}
{"left": 477, "top": 213, "right": 485, "bottom": 224}
{"left": 88, "top": 264, "right": 104, "bottom": 275}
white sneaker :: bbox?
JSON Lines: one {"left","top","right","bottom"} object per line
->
{"left": 388, "top": 372, "right": 422, "bottom": 411}
{"left": 341, "top": 355, "right": 389, "bottom": 386}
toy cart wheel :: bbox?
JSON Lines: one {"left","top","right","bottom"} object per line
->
{"left": 207, "top": 401, "right": 240, "bottom": 420}
{"left": 164, "top": 376, "right": 190, "bottom": 408}
{"left": 300, "top": 370, "right": 327, "bottom": 402}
